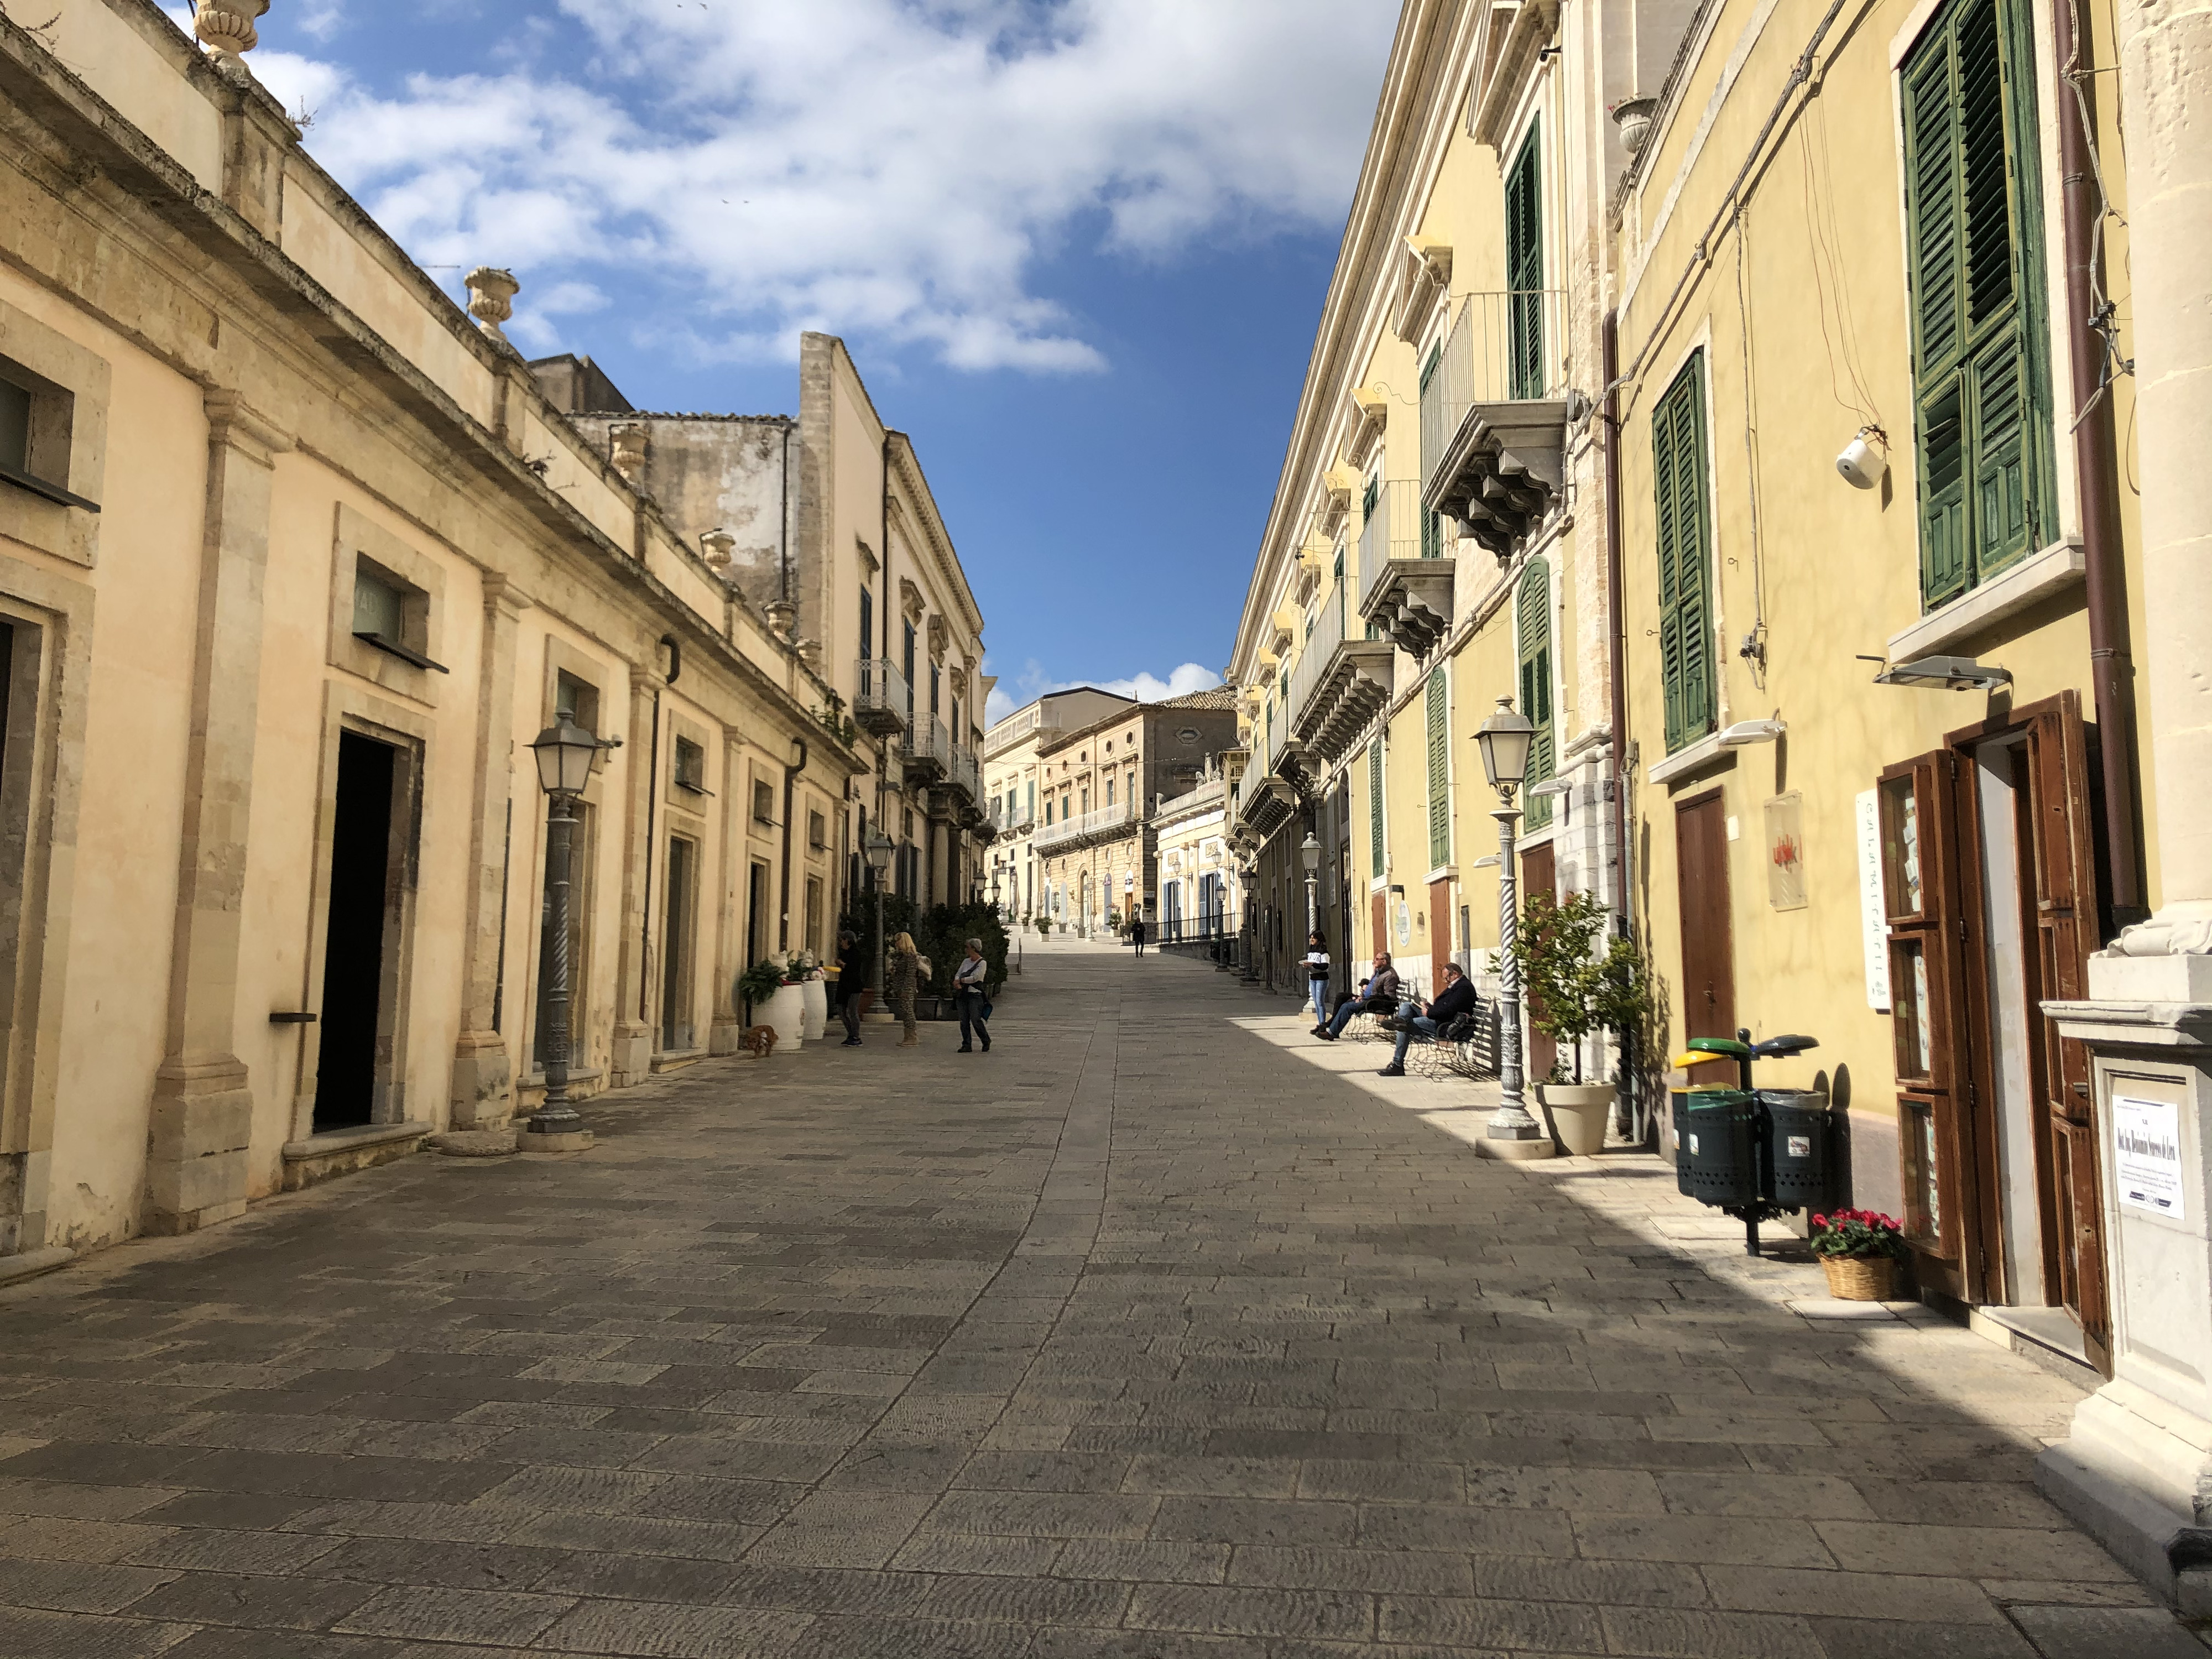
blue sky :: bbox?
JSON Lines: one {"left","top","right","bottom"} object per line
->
{"left": 241, "top": 1, "right": 1399, "bottom": 720}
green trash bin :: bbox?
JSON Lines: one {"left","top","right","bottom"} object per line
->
{"left": 1761, "top": 1088, "right": 1843, "bottom": 1214}
{"left": 1673, "top": 1088, "right": 1758, "bottom": 1209}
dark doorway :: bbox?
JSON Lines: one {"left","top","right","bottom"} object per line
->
{"left": 1674, "top": 790, "right": 1736, "bottom": 1041}
{"left": 746, "top": 860, "right": 770, "bottom": 970}
{"left": 1521, "top": 841, "right": 1558, "bottom": 1081}
{"left": 314, "top": 732, "right": 397, "bottom": 1132}
{"left": 661, "top": 836, "right": 696, "bottom": 1051}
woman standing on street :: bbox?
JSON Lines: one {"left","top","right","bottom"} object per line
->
{"left": 954, "top": 938, "right": 992, "bottom": 1053}
{"left": 889, "top": 931, "right": 922, "bottom": 1047}
{"left": 1304, "top": 931, "right": 1332, "bottom": 1033}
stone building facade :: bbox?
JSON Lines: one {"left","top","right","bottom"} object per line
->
{"left": 552, "top": 336, "right": 993, "bottom": 919}
{"left": 1031, "top": 692, "right": 1239, "bottom": 931}
{"left": 981, "top": 686, "right": 1136, "bottom": 923}
{"left": 0, "top": 1, "right": 924, "bottom": 1267}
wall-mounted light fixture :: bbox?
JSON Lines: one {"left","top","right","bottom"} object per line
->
{"left": 1872, "top": 655, "right": 2012, "bottom": 691}
{"left": 1717, "top": 718, "right": 1787, "bottom": 747}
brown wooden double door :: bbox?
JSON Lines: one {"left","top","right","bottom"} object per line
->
{"left": 1879, "top": 691, "right": 2109, "bottom": 1370}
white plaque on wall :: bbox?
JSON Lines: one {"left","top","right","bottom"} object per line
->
{"left": 1855, "top": 789, "right": 1891, "bottom": 1010}
{"left": 2114, "top": 1095, "right": 2186, "bottom": 1221}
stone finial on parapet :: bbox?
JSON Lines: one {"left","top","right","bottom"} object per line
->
{"left": 608, "top": 423, "right": 648, "bottom": 483}
{"left": 465, "top": 267, "right": 519, "bottom": 341}
{"left": 195, "top": 0, "right": 270, "bottom": 60}
{"left": 763, "top": 599, "right": 798, "bottom": 640}
{"left": 700, "top": 529, "right": 735, "bottom": 571}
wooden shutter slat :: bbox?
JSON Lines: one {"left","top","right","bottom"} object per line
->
{"left": 1426, "top": 669, "right": 1449, "bottom": 870}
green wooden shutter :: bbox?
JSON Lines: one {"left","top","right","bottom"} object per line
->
{"left": 1516, "top": 560, "right": 1555, "bottom": 830}
{"left": 1653, "top": 355, "right": 1715, "bottom": 753}
{"left": 1902, "top": 0, "right": 2053, "bottom": 608}
{"left": 1425, "top": 668, "right": 1449, "bottom": 870}
{"left": 1505, "top": 129, "right": 1543, "bottom": 399}
{"left": 1419, "top": 345, "right": 1443, "bottom": 559}
{"left": 1368, "top": 739, "right": 1385, "bottom": 880}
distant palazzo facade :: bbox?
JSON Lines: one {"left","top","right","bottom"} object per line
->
{"left": 982, "top": 686, "right": 1136, "bottom": 922}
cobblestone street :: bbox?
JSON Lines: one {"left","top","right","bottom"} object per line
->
{"left": 0, "top": 946, "right": 2200, "bottom": 1658}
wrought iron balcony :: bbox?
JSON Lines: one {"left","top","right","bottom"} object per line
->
{"left": 1232, "top": 731, "right": 1299, "bottom": 848}
{"left": 1421, "top": 290, "right": 1571, "bottom": 560}
{"left": 1286, "top": 581, "right": 1394, "bottom": 773}
{"left": 905, "top": 717, "right": 951, "bottom": 785}
{"left": 1032, "top": 799, "right": 1135, "bottom": 857}
{"left": 853, "top": 658, "right": 910, "bottom": 737}
{"left": 1357, "top": 478, "right": 1452, "bottom": 658}
{"left": 947, "top": 742, "right": 980, "bottom": 804}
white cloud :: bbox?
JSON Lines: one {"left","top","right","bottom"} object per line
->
{"left": 985, "top": 659, "right": 1220, "bottom": 724}
{"left": 251, "top": 0, "right": 1396, "bottom": 373}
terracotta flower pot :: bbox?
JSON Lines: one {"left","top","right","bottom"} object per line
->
{"left": 1821, "top": 1253, "right": 1901, "bottom": 1302}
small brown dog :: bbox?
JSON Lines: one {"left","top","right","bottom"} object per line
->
{"left": 738, "top": 1026, "right": 778, "bottom": 1058}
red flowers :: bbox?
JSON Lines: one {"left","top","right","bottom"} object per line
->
{"left": 1811, "top": 1208, "right": 1906, "bottom": 1259}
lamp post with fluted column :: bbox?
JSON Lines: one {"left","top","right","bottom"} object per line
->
{"left": 1300, "top": 831, "right": 1321, "bottom": 937}
{"left": 527, "top": 715, "right": 603, "bottom": 1149}
{"left": 864, "top": 831, "right": 895, "bottom": 1011}
{"left": 1474, "top": 698, "right": 1543, "bottom": 1141}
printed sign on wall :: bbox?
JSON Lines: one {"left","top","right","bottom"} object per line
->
{"left": 2114, "top": 1094, "right": 2186, "bottom": 1221}
{"left": 1765, "top": 792, "right": 1808, "bottom": 911}
{"left": 1855, "top": 790, "right": 1892, "bottom": 1010}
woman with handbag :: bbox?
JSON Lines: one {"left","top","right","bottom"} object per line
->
{"left": 954, "top": 938, "right": 992, "bottom": 1053}
{"left": 889, "top": 931, "right": 924, "bottom": 1047}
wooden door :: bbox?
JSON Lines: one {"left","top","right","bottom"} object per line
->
{"left": 1879, "top": 750, "right": 1980, "bottom": 1302}
{"left": 1521, "top": 842, "right": 1558, "bottom": 1080}
{"left": 1674, "top": 791, "right": 1736, "bottom": 1041}
{"left": 2021, "top": 693, "right": 2110, "bottom": 1368}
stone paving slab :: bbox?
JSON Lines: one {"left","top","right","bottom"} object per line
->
{"left": 0, "top": 948, "right": 2203, "bottom": 1656}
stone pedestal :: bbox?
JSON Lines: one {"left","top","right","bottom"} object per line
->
{"left": 146, "top": 1056, "right": 254, "bottom": 1233}
{"left": 2039, "top": 951, "right": 2212, "bottom": 1613}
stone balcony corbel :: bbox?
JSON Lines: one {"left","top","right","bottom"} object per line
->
{"left": 1349, "top": 385, "right": 1390, "bottom": 465}
{"left": 1395, "top": 238, "right": 1454, "bottom": 343}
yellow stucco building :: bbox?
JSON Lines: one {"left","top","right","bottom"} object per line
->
{"left": 1230, "top": 0, "right": 2156, "bottom": 1378}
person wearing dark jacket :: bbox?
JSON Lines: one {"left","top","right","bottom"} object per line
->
{"left": 1317, "top": 952, "right": 1401, "bottom": 1041}
{"left": 837, "top": 930, "right": 872, "bottom": 1046}
{"left": 1377, "top": 962, "right": 1479, "bottom": 1076}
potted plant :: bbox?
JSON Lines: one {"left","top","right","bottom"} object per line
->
{"left": 792, "top": 950, "right": 828, "bottom": 1041}
{"left": 738, "top": 958, "right": 804, "bottom": 1055}
{"left": 1811, "top": 1209, "right": 1908, "bottom": 1301}
{"left": 1514, "top": 891, "right": 1651, "bottom": 1156}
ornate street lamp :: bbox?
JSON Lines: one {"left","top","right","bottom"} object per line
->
{"left": 528, "top": 715, "right": 602, "bottom": 1142}
{"left": 864, "top": 830, "right": 895, "bottom": 1015}
{"left": 1473, "top": 697, "right": 1543, "bottom": 1142}
{"left": 1300, "top": 830, "right": 1322, "bottom": 937}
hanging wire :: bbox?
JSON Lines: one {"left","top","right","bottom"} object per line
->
{"left": 2064, "top": 0, "right": 2133, "bottom": 428}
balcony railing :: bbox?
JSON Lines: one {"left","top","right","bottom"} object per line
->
{"left": 1421, "top": 290, "right": 1572, "bottom": 560}
{"left": 1355, "top": 478, "right": 1451, "bottom": 655}
{"left": 906, "top": 717, "right": 952, "bottom": 783}
{"left": 949, "top": 743, "right": 980, "bottom": 802}
{"left": 1287, "top": 572, "right": 1394, "bottom": 771}
{"left": 1420, "top": 290, "right": 1567, "bottom": 486}
{"left": 983, "top": 704, "right": 1062, "bottom": 760}
{"left": 853, "top": 658, "right": 910, "bottom": 736}
{"left": 1032, "top": 799, "right": 1135, "bottom": 856}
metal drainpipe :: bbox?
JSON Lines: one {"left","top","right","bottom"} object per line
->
{"left": 1601, "top": 311, "right": 1643, "bottom": 1141}
{"left": 780, "top": 739, "right": 808, "bottom": 952}
{"left": 2052, "top": 0, "right": 2144, "bottom": 928}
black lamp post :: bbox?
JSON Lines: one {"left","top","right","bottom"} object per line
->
{"left": 864, "top": 830, "right": 895, "bottom": 1010}
{"left": 528, "top": 715, "right": 601, "bottom": 1139}
{"left": 1473, "top": 697, "right": 1541, "bottom": 1141}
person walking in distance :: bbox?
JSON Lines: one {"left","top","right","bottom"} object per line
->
{"left": 1317, "top": 950, "right": 1400, "bottom": 1041}
{"left": 1130, "top": 912, "right": 1147, "bottom": 957}
{"left": 1303, "top": 931, "right": 1332, "bottom": 1034}
{"left": 1376, "top": 961, "right": 1479, "bottom": 1077}
{"left": 889, "top": 931, "right": 923, "bottom": 1047}
{"left": 837, "top": 928, "right": 872, "bottom": 1046}
{"left": 954, "top": 937, "right": 992, "bottom": 1053}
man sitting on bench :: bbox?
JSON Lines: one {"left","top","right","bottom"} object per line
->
{"left": 1376, "top": 961, "right": 1478, "bottom": 1077}
{"left": 1317, "top": 951, "right": 1401, "bottom": 1041}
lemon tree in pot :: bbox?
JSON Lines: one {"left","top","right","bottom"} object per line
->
{"left": 1514, "top": 891, "right": 1651, "bottom": 1156}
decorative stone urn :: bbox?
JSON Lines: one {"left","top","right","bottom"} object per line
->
{"left": 195, "top": 0, "right": 269, "bottom": 58}
{"left": 1610, "top": 97, "right": 1659, "bottom": 156}
{"left": 465, "top": 267, "right": 519, "bottom": 340}
{"left": 1537, "top": 1082, "right": 1614, "bottom": 1157}
{"left": 608, "top": 424, "right": 648, "bottom": 483}
{"left": 700, "top": 529, "right": 735, "bottom": 570}
{"left": 756, "top": 983, "right": 806, "bottom": 1055}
